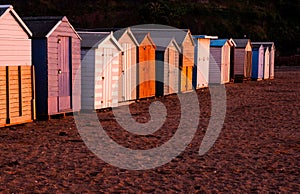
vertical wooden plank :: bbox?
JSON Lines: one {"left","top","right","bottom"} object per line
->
{"left": 32, "top": 65, "right": 36, "bottom": 120}
{"left": 18, "top": 66, "right": 23, "bottom": 116}
{"left": 6, "top": 66, "right": 10, "bottom": 124}
{"left": 69, "top": 37, "right": 73, "bottom": 109}
{"left": 136, "top": 46, "right": 140, "bottom": 99}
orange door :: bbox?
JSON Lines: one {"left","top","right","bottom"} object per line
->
{"left": 139, "top": 45, "right": 155, "bottom": 98}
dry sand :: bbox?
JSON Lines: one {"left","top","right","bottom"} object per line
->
{"left": 0, "top": 66, "right": 299, "bottom": 193}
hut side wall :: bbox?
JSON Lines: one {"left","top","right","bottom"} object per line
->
{"left": 32, "top": 39, "right": 47, "bottom": 115}
{"left": 81, "top": 48, "right": 95, "bottom": 110}
{"left": 163, "top": 50, "right": 169, "bottom": 95}
{"left": 118, "top": 33, "right": 137, "bottom": 101}
{"left": 47, "top": 20, "right": 81, "bottom": 114}
{"left": 0, "top": 12, "right": 31, "bottom": 66}
{"left": 138, "top": 38, "right": 155, "bottom": 99}
{"left": 155, "top": 51, "right": 164, "bottom": 97}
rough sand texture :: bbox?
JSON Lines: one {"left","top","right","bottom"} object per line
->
{"left": 0, "top": 67, "right": 299, "bottom": 193}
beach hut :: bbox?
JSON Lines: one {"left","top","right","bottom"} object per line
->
{"left": 179, "top": 29, "right": 195, "bottom": 92}
{"left": 193, "top": 35, "right": 218, "bottom": 89}
{"left": 209, "top": 39, "right": 236, "bottom": 84}
{"left": 268, "top": 43, "right": 275, "bottom": 79}
{"left": 131, "top": 32, "right": 156, "bottom": 99}
{"left": 232, "top": 39, "right": 252, "bottom": 79}
{"left": 131, "top": 27, "right": 195, "bottom": 92}
{"left": 79, "top": 31, "right": 122, "bottom": 110}
{"left": 0, "top": 5, "right": 35, "bottom": 127}
{"left": 263, "top": 47, "right": 270, "bottom": 79}
{"left": 253, "top": 42, "right": 275, "bottom": 79}
{"left": 251, "top": 43, "right": 264, "bottom": 80}
{"left": 152, "top": 37, "right": 181, "bottom": 97}
{"left": 23, "top": 16, "right": 81, "bottom": 118}
{"left": 113, "top": 28, "right": 139, "bottom": 102}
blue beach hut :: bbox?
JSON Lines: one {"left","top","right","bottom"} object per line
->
{"left": 251, "top": 43, "right": 264, "bottom": 80}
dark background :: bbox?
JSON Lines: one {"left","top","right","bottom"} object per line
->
{"left": 1, "top": 0, "right": 299, "bottom": 58}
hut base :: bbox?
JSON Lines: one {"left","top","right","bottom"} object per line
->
{"left": 37, "top": 110, "right": 79, "bottom": 120}
{"left": 0, "top": 119, "right": 33, "bottom": 128}
{"left": 234, "top": 75, "right": 244, "bottom": 83}
{"left": 251, "top": 78, "right": 263, "bottom": 81}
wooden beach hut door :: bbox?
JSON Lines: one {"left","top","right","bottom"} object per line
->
{"left": 58, "top": 36, "right": 71, "bottom": 112}
{"left": 168, "top": 48, "right": 177, "bottom": 94}
{"left": 122, "top": 43, "right": 132, "bottom": 101}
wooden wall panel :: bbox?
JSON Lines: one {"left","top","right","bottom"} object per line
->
{"left": 0, "top": 66, "right": 34, "bottom": 127}
{"left": 0, "top": 12, "right": 31, "bottom": 66}
{"left": 81, "top": 49, "right": 96, "bottom": 110}
{"left": 0, "top": 12, "right": 29, "bottom": 38}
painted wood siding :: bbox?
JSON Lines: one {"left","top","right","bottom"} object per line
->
{"left": 47, "top": 20, "right": 81, "bottom": 114}
{"left": 81, "top": 49, "right": 96, "bottom": 110}
{"left": 138, "top": 38, "right": 155, "bottom": 99}
{"left": 209, "top": 47, "right": 222, "bottom": 84}
{"left": 0, "top": 66, "right": 34, "bottom": 127}
{"left": 0, "top": 11, "right": 31, "bottom": 66}
{"left": 196, "top": 38, "right": 210, "bottom": 88}
{"left": 181, "top": 36, "right": 194, "bottom": 92}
